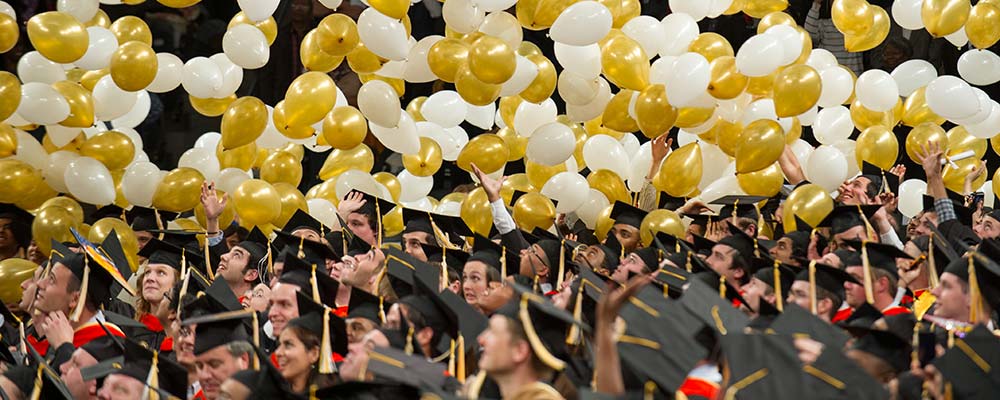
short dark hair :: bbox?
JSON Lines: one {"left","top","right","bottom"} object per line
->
{"left": 730, "top": 249, "right": 751, "bottom": 286}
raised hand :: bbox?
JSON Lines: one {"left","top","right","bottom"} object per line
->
{"left": 472, "top": 163, "right": 506, "bottom": 203}
{"left": 200, "top": 181, "right": 229, "bottom": 222}
{"left": 916, "top": 141, "right": 945, "bottom": 179}
{"left": 338, "top": 191, "right": 367, "bottom": 220}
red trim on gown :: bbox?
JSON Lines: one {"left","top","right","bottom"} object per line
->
{"left": 832, "top": 307, "right": 853, "bottom": 323}
{"left": 679, "top": 377, "right": 720, "bottom": 400}
{"left": 28, "top": 322, "right": 126, "bottom": 356}
{"left": 335, "top": 306, "right": 348, "bottom": 318}
{"left": 882, "top": 305, "right": 912, "bottom": 316}
{"left": 139, "top": 313, "right": 163, "bottom": 332}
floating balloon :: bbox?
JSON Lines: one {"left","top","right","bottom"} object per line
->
{"left": 152, "top": 167, "right": 205, "bottom": 212}
{"left": 233, "top": 179, "right": 281, "bottom": 227}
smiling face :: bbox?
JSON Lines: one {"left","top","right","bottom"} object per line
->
{"left": 142, "top": 263, "right": 177, "bottom": 305}
{"left": 837, "top": 176, "right": 873, "bottom": 205}
{"left": 275, "top": 327, "right": 320, "bottom": 384}
{"left": 268, "top": 283, "right": 300, "bottom": 337}
{"left": 195, "top": 345, "right": 248, "bottom": 399}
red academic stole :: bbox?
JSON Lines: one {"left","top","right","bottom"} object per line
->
{"left": 832, "top": 307, "right": 853, "bottom": 323}
{"left": 29, "top": 321, "right": 126, "bottom": 356}
{"left": 882, "top": 306, "right": 912, "bottom": 317}
{"left": 191, "top": 388, "right": 206, "bottom": 400}
{"left": 679, "top": 377, "right": 720, "bottom": 400}
{"left": 334, "top": 306, "right": 348, "bottom": 318}
{"left": 139, "top": 313, "right": 164, "bottom": 332}
{"left": 160, "top": 337, "right": 174, "bottom": 352}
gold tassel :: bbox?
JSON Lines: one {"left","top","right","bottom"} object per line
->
{"left": 375, "top": 199, "right": 383, "bottom": 248}
{"left": 181, "top": 247, "right": 189, "bottom": 281}
{"left": 644, "top": 381, "right": 657, "bottom": 400}
{"left": 319, "top": 310, "right": 335, "bottom": 374}
{"left": 857, "top": 204, "right": 876, "bottom": 242}
{"left": 861, "top": 241, "right": 875, "bottom": 304}
{"left": 176, "top": 270, "right": 192, "bottom": 317}
{"left": 566, "top": 282, "right": 585, "bottom": 345}
{"left": 556, "top": 239, "right": 566, "bottom": 288}
{"left": 467, "top": 371, "right": 487, "bottom": 400}
{"left": 808, "top": 260, "right": 818, "bottom": 315}
{"left": 731, "top": 198, "right": 740, "bottom": 225}
{"left": 143, "top": 351, "right": 159, "bottom": 400}
{"left": 718, "top": 274, "right": 726, "bottom": 300}
{"left": 29, "top": 365, "right": 42, "bottom": 400}
{"left": 773, "top": 259, "right": 783, "bottom": 312}
{"left": 251, "top": 312, "right": 260, "bottom": 370}
{"left": 500, "top": 245, "right": 507, "bottom": 278}
{"left": 440, "top": 247, "right": 449, "bottom": 291}
{"left": 70, "top": 257, "right": 90, "bottom": 322}
{"left": 297, "top": 236, "right": 307, "bottom": 259}
{"left": 153, "top": 208, "right": 165, "bottom": 238}
{"left": 968, "top": 255, "right": 983, "bottom": 324}
{"left": 447, "top": 339, "right": 456, "bottom": 378}
{"left": 404, "top": 325, "right": 415, "bottom": 355}
{"left": 457, "top": 334, "right": 466, "bottom": 383}
{"left": 518, "top": 296, "right": 566, "bottom": 371}
{"left": 203, "top": 233, "right": 211, "bottom": 282}
{"left": 266, "top": 239, "right": 273, "bottom": 279}
{"left": 310, "top": 265, "right": 322, "bottom": 304}
{"left": 911, "top": 322, "right": 920, "bottom": 370}
{"left": 685, "top": 251, "right": 693, "bottom": 273}
{"left": 378, "top": 296, "right": 387, "bottom": 325}
{"left": 309, "top": 384, "right": 318, "bottom": 400}
{"left": 928, "top": 233, "right": 939, "bottom": 289}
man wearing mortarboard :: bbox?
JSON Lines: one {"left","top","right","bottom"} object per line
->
{"left": 185, "top": 311, "right": 257, "bottom": 400}
{"left": 58, "top": 335, "right": 123, "bottom": 400}
{"left": 916, "top": 141, "right": 981, "bottom": 250}
{"left": 841, "top": 240, "right": 913, "bottom": 317}
{"left": 214, "top": 227, "right": 271, "bottom": 303}
{"left": 931, "top": 238, "right": 1000, "bottom": 327}
{"left": 705, "top": 223, "right": 755, "bottom": 290}
{"left": 93, "top": 338, "right": 188, "bottom": 400}
{"left": 786, "top": 262, "right": 859, "bottom": 323}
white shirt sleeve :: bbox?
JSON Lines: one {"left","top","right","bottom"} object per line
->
{"left": 879, "top": 228, "right": 905, "bottom": 251}
{"left": 490, "top": 199, "right": 516, "bottom": 235}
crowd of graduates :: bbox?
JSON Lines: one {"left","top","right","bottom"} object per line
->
{"left": 0, "top": 139, "right": 998, "bottom": 400}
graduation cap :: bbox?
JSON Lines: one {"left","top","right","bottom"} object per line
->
{"left": 113, "top": 338, "right": 188, "bottom": 399}
{"left": 597, "top": 233, "right": 624, "bottom": 270}
{"left": 282, "top": 209, "right": 332, "bottom": 237}
{"left": 365, "top": 346, "right": 459, "bottom": 394}
{"left": 181, "top": 276, "right": 244, "bottom": 321}
{"left": 837, "top": 302, "right": 884, "bottom": 335}
{"left": 290, "top": 292, "right": 348, "bottom": 374}
{"left": 61, "top": 229, "right": 136, "bottom": 322}
{"left": 466, "top": 234, "right": 507, "bottom": 276}
{"left": 346, "top": 190, "right": 397, "bottom": 246}
{"left": 932, "top": 324, "right": 1000, "bottom": 399}
{"left": 173, "top": 268, "right": 212, "bottom": 320}
{"left": 381, "top": 247, "right": 432, "bottom": 299}
{"left": 420, "top": 242, "right": 469, "bottom": 281}
{"left": 347, "top": 287, "right": 391, "bottom": 325}
{"left": 657, "top": 192, "right": 688, "bottom": 211}
{"left": 185, "top": 309, "right": 257, "bottom": 356}
{"left": 101, "top": 310, "right": 158, "bottom": 347}
{"left": 861, "top": 161, "right": 900, "bottom": 195}
{"left": 630, "top": 246, "right": 662, "bottom": 272}
{"left": 804, "top": 344, "right": 890, "bottom": 400}
{"left": 681, "top": 213, "right": 721, "bottom": 229}
{"left": 710, "top": 195, "right": 768, "bottom": 221}
{"left": 89, "top": 204, "right": 126, "bottom": 223}
{"left": 942, "top": 242, "right": 1000, "bottom": 318}
{"left": 680, "top": 277, "right": 750, "bottom": 335}
{"left": 0, "top": 302, "right": 23, "bottom": 365}
{"left": 749, "top": 256, "right": 798, "bottom": 312}
{"left": 98, "top": 229, "right": 133, "bottom": 282}
{"left": 401, "top": 208, "right": 466, "bottom": 246}
{"left": 278, "top": 250, "right": 338, "bottom": 307}
{"left": 815, "top": 205, "right": 881, "bottom": 236}
{"left": 126, "top": 206, "right": 178, "bottom": 232}
{"left": 79, "top": 356, "right": 125, "bottom": 382}
{"left": 413, "top": 268, "right": 488, "bottom": 383}
{"left": 794, "top": 261, "right": 858, "bottom": 315}
{"left": 922, "top": 192, "right": 974, "bottom": 226}
{"left": 779, "top": 216, "right": 826, "bottom": 262}
{"left": 770, "top": 303, "right": 850, "bottom": 349}
{"left": 236, "top": 227, "right": 272, "bottom": 270}
{"left": 849, "top": 325, "right": 913, "bottom": 374}
{"left": 609, "top": 201, "right": 647, "bottom": 229}
{"left": 720, "top": 334, "right": 808, "bottom": 400}
{"left": 842, "top": 240, "right": 913, "bottom": 304}
{"left": 494, "top": 282, "right": 591, "bottom": 371}
{"left": 227, "top": 361, "right": 294, "bottom": 399}
{"left": 0, "top": 204, "right": 32, "bottom": 248}
{"left": 715, "top": 222, "right": 757, "bottom": 267}
{"left": 565, "top": 268, "right": 606, "bottom": 338}
{"left": 272, "top": 229, "right": 340, "bottom": 266}
{"left": 23, "top": 342, "right": 74, "bottom": 400}
{"left": 138, "top": 238, "right": 206, "bottom": 279}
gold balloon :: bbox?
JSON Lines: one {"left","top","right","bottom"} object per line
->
{"left": 745, "top": 68, "right": 779, "bottom": 97}
{"left": 88, "top": 217, "right": 140, "bottom": 272}
{"left": 708, "top": 56, "right": 748, "bottom": 100}
{"left": 967, "top": 3, "right": 1000, "bottom": 49}
{"left": 229, "top": 12, "right": 277, "bottom": 45}
{"left": 512, "top": 192, "right": 556, "bottom": 232}
{"left": 373, "top": 172, "right": 402, "bottom": 202}
{"left": 688, "top": 33, "right": 734, "bottom": 62}
{"left": 675, "top": 107, "right": 715, "bottom": 129}
{"left": 905, "top": 123, "right": 949, "bottom": 163}
{"left": 516, "top": 0, "right": 574, "bottom": 30}
{"left": 844, "top": 6, "right": 889, "bottom": 52}
{"left": 80, "top": 131, "right": 135, "bottom": 170}
{"left": 32, "top": 206, "right": 80, "bottom": 254}
{"left": 793, "top": 26, "right": 813, "bottom": 64}
{"left": 594, "top": 203, "right": 614, "bottom": 241}
{"left": 319, "top": 144, "right": 374, "bottom": 180}
{"left": 190, "top": 95, "right": 236, "bottom": 117}
{"left": 710, "top": 119, "right": 744, "bottom": 157}
{"left": 382, "top": 205, "right": 404, "bottom": 237}
{"left": 460, "top": 188, "right": 493, "bottom": 236}
{"left": 441, "top": 192, "right": 469, "bottom": 205}
{"left": 469, "top": 36, "right": 516, "bottom": 85}
{"left": 500, "top": 173, "right": 535, "bottom": 205}
{"left": 639, "top": 209, "right": 685, "bottom": 246}
{"left": 80, "top": 69, "right": 109, "bottom": 92}
{"left": 0, "top": 13, "right": 17, "bottom": 53}
{"left": 232, "top": 179, "right": 282, "bottom": 227}
{"left": 773, "top": 64, "right": 821, "bottom": 118}
{"left": 850, "top": 98, "right": 896, "bottom": 130}
{"left": 109, "top": 16, "right": 152, "bottom": 46}
{"left": 346, "top": 43, "right": 387, "bottom": 74}
{"left": 0, "top": 258, "right": 40, "bottom": 304}
{"left": 260, "top": 151, "right": 303, "bottom": 187}
{"left": 273, "top": 182, "right": 308, "bottom": 228}
{"left": 832, "top": 0, "right": 873, "bottom": 36}
{"left": 0, "top": 72, "right": 19, "bottom": 122}
{"left": 406, "top": 97, "right": 427, "bottom": 121}
{"left": 370, "top": 0, "right": 410, "bottom": 19}
{"left": 587, "top": 169, "right": 630, "bottom": 203}
{"left": 195, "top": 189, "right": 236, "bottom": 231}
{"left": 784, "top": 183, "right": 834, "bottom": 231}
{"left": 0, "top": 160, "right": 42, "bottom": 203}
{"left": 110, "top": 41, "right": 157, "bottom": 91}
{"left": 520, "top": 54, "right": 557, "bottom": 104}
{"left": 217, "top": 142, "right": 258, "bottom": 171}
{"left": 15, "top": 183, "right": 57, "bottom": 211}
{"left": 323, "top": 106, "right": 368, "bottom": 150}
{"left": 855, "top": 126, "right": 899, "bottom": 170}
{"left": 948, "top": 126, "right": 987, "bottom": 159}
{"left": 736, "top": 120, "right": 784, "bottom": 173}
{"left": 497, "top": 126, "right": 528, "bottom": 161}
{"left": 272, "top": 101, "right": 315, "bottom": 140}
{"left": 634, "top": 84, "right": 678, "bottom": 139}
{"left": 757, "top": 11, "right": 796, "bottom": 34}
{"left": 737, "top": 162, "right": 784, "bottom": 196}
{"left": 27, "top": 12, "right": 88, "bottom": 63}
{"left": 653, "top": 142, "right": 702, "bottom": 197}
{"left": 301, "top": 30, "right": 344, "bottom": 72}
{"left": 358, "top": 73, "right": 405, "bottom": 97}
{"left": 499, "top": 96, "right": 523, "bottom": 128}
{"left": 455, "top": 64, "right": 503, "bottom": 106}
{"left": 944, "top": 158, "right": 986, "bottom": 193}
{"left": 305, "top": 180, "right": 340, "bottom": 204}
{"left": 457, "top": 134, "right": 509, "bottom": 174}
{"left": 743, "top": 0, "right": 789, "bottom": 18}
{"left": 901, "top": 87, "right": 945, "bottom": 127}
{"left": 428, "top": 38, "right": 470, "bottom": 83}
{"left": 159, "top": 0, "right": 202, "bottom": 7}
{"left": 40, "top": 197, "right": 85, "bottom": 225}
{"left": 85, "top": 9, "right": 110, "bottom": 28}
{"left": 0, "top": 124, "right": 16, "bottom": 158}
{"left": 152, "top": 168, "right": 205, "bottom": 212}
{"left": 613, "top": 0, "right": 642, "bottom": 28}
{"left": 403, "top": 137, "right": 443, "bottom": 177}
{"left": 600, "top": 34, "right": 649, "bottom": 91}
{"left": 51, "top": 81, "right": 94, "bottom": 128}
{"left": 222, "top": 96, "right": 268, "bottom": 150}
{"left": 284, "top": 72, "right": 337, "bottom": 127}
{"left": 317, "top": 14, "right": 360, "bottom": 57}
{"left": 525, "top": 159, "right": 568, "bottom": 190}
{"left": 922, "top": 0, "right": 972, "bottom": 37}
{"left": 603, "top": 90, "right": 640, "bottom": 133}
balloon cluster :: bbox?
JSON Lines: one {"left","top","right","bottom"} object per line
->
{"left": 0, "top": 0, "right": 998, "bottom": 238}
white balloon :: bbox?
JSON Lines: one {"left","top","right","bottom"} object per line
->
{"left": 805, "top": 145, "right": 849, "bottom": 192}
{"left": 500, "top": 55, "right": 539, "bottom": 96}
{"left": 222, "top": 24, "right": 269, "bottom": 69}
{"left": 583, "top": 134, "right": 629, "bottom": 177}
{"left": 45, "top": 125, "right": 81, "bottom": 147}
{"left": 417, "top": 121, "right": 457, "bottom": 160}
{"left": 945, "top": 27, "right": 968, "bottom": 48}
{"left": 17, "top": 82, "right": 70, "bottom": 125}
{"left": 698, "top": 142, "right": 730, "bottom": 189}
{"left": 558, "top": 71, "right": 600, "bottom": 105}
{"left": 335, "top": 169, "right": 382, "bottom": 200}
{"left": 735, "top": 34, "right": 784, "bottom": 77}
{"left": 42, "top": 151, "right": 78, "bottom": 193}
{"left": 619, "top": 132, "right": 640, "bottom": 161}
{"left": 659, "top": 13, "right": 699, "bottom": 57}
{"left": 466, "top": 102, "right": 496, "bottom": 130}
{"left": 958, "top": 49, "right": 1000, "bottom": 86}
{"left": 677, "top": 129, "right": 698, "bottom": 146}
{"left": 741, "top": 98, "right": 793, "bottom": 132}
{"left": 541, "top": 172, "right": 589, "bottom": 213}
{"left": 891, "top": 59, "right": 937, "bottom": 97}
{"left": 215, "top": 167, "right": 253, "bottom": 194}
{"left": 925, "top": 75, "right": 979, "bottom": 120}
{"left": 897, "top": 179, "right": 927, "bottom": 217}
{"left": 422, "top": 91, "right": 468, "bottom": 128}
{"left": 627, "top": 142, "right": 653, "bottom": 192}
{"left": 17, "top": 52, "right": 66, "bottom": 84}
{"left": 358, "top": 80, "right": 402, "bottom": 127}
{"left": 699, "top": 175, "right": 744, "bottom": 203}
{"left": 964, "top": 101, "right": 1000, "bottom": 139}
{"left": 813, "top": 106, "right": 854, "bottom": 145}
{"left": 0, "top": 1, "right": 12, "bottom": 18}
{"left": 649, "top": 55, "right": 676, "bottom": 85}
{"left": 513, "top": 99, "right": 557, "bottom": 137}
{"left": 446, "top": 125, "right": 469, "bottom": 150}
{"left": 179, "top": 148, "right": 221, "bottom": 183}
{"left": 57, "top": 0, "right": 98, "bottom": 21}
{"left": 554, "top": 43, "right": 601, "bottom": 80}
{"left": 182, "top": 57, "right": 223, "bottom": 99}
{"left": 256, "top": 107, "right": 287, "bottom": 149}
{"left": 111, "top": 90, "right": 150, "bottom": 129}
{"left": 370, "top": 112, "right": 420, "bottom": 154}
{"left": 665, "top": 52, "right": 711, "bottom": 107}
{"left": 397, "top": 170, "right": 434, "bottom": 202}
{"left": 892, "top": 0, "right": 924, "bottom": 30}
{"left": 121, "top": 161, "right": 162, "bottom": 207}
{"left": 805, "top": 48, "right": 838, "bottom": 71}
{"left": 797, "top": 105, "right": 819, "bottom": 126}
{"left": 318, "top": 0, "right": 343, "bottom": 9}
{"left": 955, "top": 89, "right": 993, "bottom": 126}
{"left": 817, "top": 66, "right": 854, "bottom": 108}
{"left": 75, "top": 27, "right": 117, "bottom": 70}
{"left": 306, "top": 198, "right": 342, "bottom": 230}
{"left": 622, "top": 16, "right": 664, "bottom": 58}
{"left": 195, "top": 132, "right": 222, "bottom": 150}
{"left": 789, "top": 139, "right": 813, "bottom": 166}
{"left": 146, "top": 53, "right": 184, "bottom": 93}
{"left": 478, "top": 12, "right": 522, "bottom": 48}
{"left": 93, "top": 75, "right": 138, "bottom": 121}
{"left": 855, "top": 69, "right": 899, "bottom": 112}
{"left": 13, "top": 130, "right": 47, "bottom": 169}
{"left": 443, "top": 0, "right": 485, "bottom": 34}
{"left": 832, "top": 139, "right": 859, "bottom": 177}
{"left": 668, "top": 0, "right": 710, "bottom": 21}
{"left": 575, "top": 189, "right": 610, "bottom": 229}
{"left": 237, "top": 0, "right": 279, "bottom": 21}
{"left": 763, "top": 25, "right": 803, "bottom": 66}
{"left": 565, "top": 77, "right": 612, "bottom": 122}
{"left": 65, "top": 156, "right": 116, "bottom": 205}
{"left": 402, "top": 196, "right": 434, "bottom": 212}
{"left": 403, "top": 35, "right": 442, "bottom": 83}
{"left": 526, "top": 122, "right": 575, "bottom": 166}
{"left": 551, "top": 1, "right": 612, "bottom": 46}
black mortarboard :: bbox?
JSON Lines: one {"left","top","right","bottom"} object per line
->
{"left": 749, "top": 256, "right": 798, "bottom": 311}
{"left": 631, "top": 247, "right": 661, "bottom": 272}
{"left": 78, "top": 356, "right": 124, "bottom": 382}
{"left": 227, "top": 364, "right": 292, "bottom": 399}
{"left": 849, "top": 326, "right": 912, "bottom": 373}
{"left": 711, "top": 195, "right": 767, "bottom": 221}
{"left": 99, "top": 229, "right": 133, "bottom": 282}
{"left": 922, "top": 192, "right": 974, "bottom": 226}
{"left": 365, "top": 346, "right": 459, "bottom": 394}
{"left": 401, "top": 208, "right": 469, "bottom": 244}
{"left": 100, "top": 310, "right": 157, "bottom": 348}
{"left": 793, "top": 261, "right": 858, "bottom": 303}
{"left": 599, "top": 233, "right": 624, "bottom": 268}
{"left": 278, "top": 251, "right": 337, "bottom": 307}
{"left": 383, "top": 248, "right": 423, "bottom": 299}
{"left": 115, "top": 338, "right": 188, "bottom": 399}
{"left": 80, "top": 335, "right": 124, "bottom": 362}
{"left": 566, "top": 268, "right": 606, "bottom": 332}
{"left": 2, "top": 366, "right": 36, "bottom": 400}
{"left": 126, "top": 206, "right": 178, "bottom": 232}
{"left": 89, "top": 205, "right": 126, "bottom": 224}
{"left": 185, "top": 310, "right": 256, "bottom": 355}
{"left": 716, "top": 223, "right": 756, "bottom": 267}
{"left": 805, "top": 342, "right": 889, "bottom": 400}
{"left": 60, "top": 230, "right": 136, "bottom": 321}
{"left": 815, "top": 205, "right": 881, "bottom": 235}
{"left": 0, "top": 204, "right": 32, "bottom": 248}
{"left": 683, "top": 213, "right": 720, "bottom": 228}
{"left": 838, "top": 302, "right": 884, "bottom": 335}
{"left": 842, "top": 240, "right": 913, "bottom": 279}
{"left": 282, "top": 209, "right": 331, "bottom": 237}
{"left": 236, "top": 227, "right": 272, "bottom": 271}
{"left": 347, "top": 287, "right": 391, "bottom": 325}
{"left": 290, "top": 292, "right": 348, "bottom": 373}
{"left": 720, "top": 334, "right": 808, "bottom": 400}
{"left": 770, "top": 303, "right": 850, "bottom": 349}
{"left": 609, "top": 201, "right": 646, "bottom": 229}
{"left": 495, "top": 282, "right": 591, "bottom": 371}
{"left": 138, "top": 238, "right": 205, "bottom": 276}
{"left": 861, "top": 161, "right": 899, "bottom": 194}
{"left": 681, "top": 277, "right": 750, "bottom": 334}
{"left": 272, "top": 229, "right": 340, "bottom": 266}
{"left": 181, "top": 277, "right": 243, "bottom": 320}
{"left": 24, "top": 344, "right": 73, "bottom": 400}
{"left": 420, "top": 243, "right": 469, "bottom": 277}
{"left": 658, "top": 192, "right": 687, "bottom": 211}
{"left": 932, "top": 324, "right": 1000, "bottom": 399}
{"left": 467, "top": 234, "right": 503, "bottom": 269}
